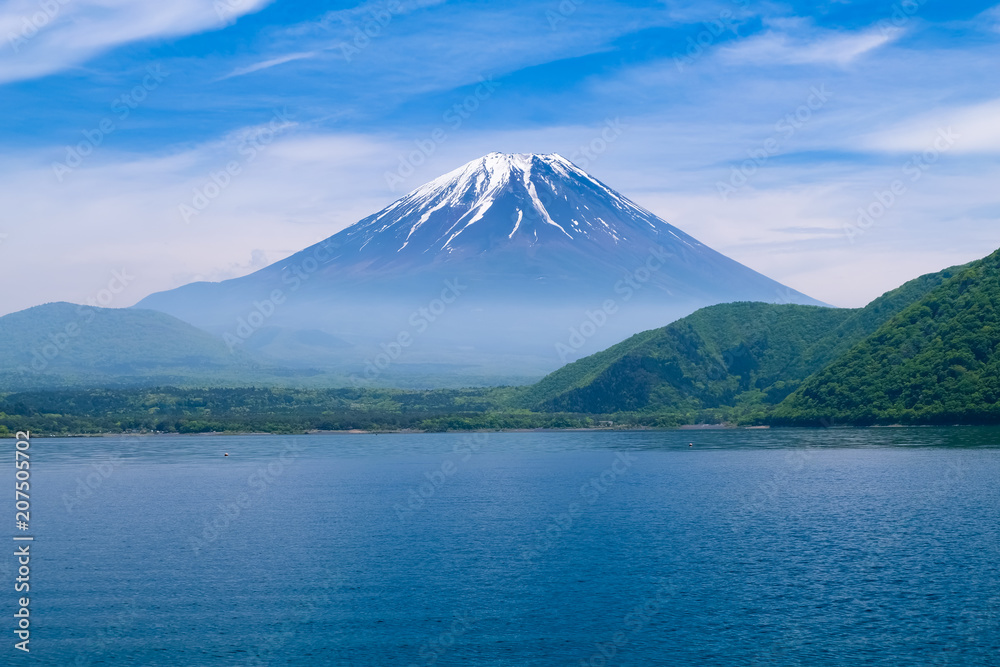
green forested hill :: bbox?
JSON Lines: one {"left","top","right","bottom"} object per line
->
{"left": 773, "top": 249, "right": 1000, "bottom": 424}
{"left": 523, "top": 303, "right": 851, "bottom": 413}
{"left": 523, "top": 259, "right": 966, "bottom": 417}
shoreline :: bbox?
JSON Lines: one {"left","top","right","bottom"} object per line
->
{"left": 2, "top": 423, "right": 971, "bottom": 438}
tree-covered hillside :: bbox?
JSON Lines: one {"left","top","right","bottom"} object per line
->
{"left": 773, "top": 249, "right": 1000, "bottom": 425}
{"left": 525, "top": 303, "right": 852, "bottom": 413}
{"left": 519, "top": 258, "right": 969, "bottom": 418}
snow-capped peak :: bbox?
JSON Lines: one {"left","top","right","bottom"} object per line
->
{"left": 410, "top": 152, "right": 587, "bottom": 207}
{"left": 338, "top": 151, "right": 701, "bottom": 261}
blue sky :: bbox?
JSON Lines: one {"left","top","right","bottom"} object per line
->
{"left": 1, "top": 0, "right": 999, "bottom": 315}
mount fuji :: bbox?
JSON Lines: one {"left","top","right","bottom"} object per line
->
{"left": 136, "top": 152, "right": 824, "bottom": 385}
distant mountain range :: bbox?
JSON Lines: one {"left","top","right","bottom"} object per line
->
{"left": 2, "top": 248, "right": 999, "bottom": 429}
{"left": 133, "top": 152, "right": 823, "bottom": 383}
{"left": 11, "top": 152, "right": 998, "bottom": 424}
{"left": 0, "top": 303, "right": 278, "bottom": 390}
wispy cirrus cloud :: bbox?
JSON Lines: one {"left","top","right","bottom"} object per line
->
{"left": 863, "top": 99, "right": 1000, "bottom": 154}
{"left": 718, "top": 24, "right": 901, "bottom": 66}
{"left": 212, "top": 0, "right": 681, "bottom": 104}
{"left": 0, "top": 127, "right": 397, "bottom": 316}
{"left": 0, "top": 0, "right": 273, "bottom": 85}
{"left": 978, "top": 3, "right": 1000, "bottom": 32}
{"left": 218, "top": 50, "right": 320, "bottom": 80}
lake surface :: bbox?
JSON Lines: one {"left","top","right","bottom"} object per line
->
{"left": 19, "top": 428, "right": 1000, "bottom": 665}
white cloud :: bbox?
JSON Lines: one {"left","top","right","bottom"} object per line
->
{"left": 0, "top": 0, "right": 273, "bottom": 85}
{"left": 218, "top": 50, "right": 319, "bottom": 80}
{"left": 719, "top": 26, "right": 900, "bottom": 66}
{"left": 976, "top": 4, "right": 1000, "bottom": 32}
{"left": 0, "top": 128, "right": 397, "bottom": 316}
{"left": 863, "top": 99, "right": 1000, "bottom": 154}
{"left": 221, "top": 0, "right": 674, "bottom": 103}
{"left": 629, "top": 173, "right": 1000, "bottom": 308}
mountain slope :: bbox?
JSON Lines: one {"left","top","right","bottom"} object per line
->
{"left": 523, "top": 303, "right": 851, "bottom": 413}
{"left": 524, "top": 260, "right": 964, "bottom": 414}
{"left": 773, "top": 249, "right": 1000, "bottom": 424}
{"left": 0, "top": 303, "right": 273, "bottom": 389}
{"left": 143, "top": 153, "right": 821, "bottom": 299}
{"left": 135, "top": 152, "right": 822, "bottom": 383}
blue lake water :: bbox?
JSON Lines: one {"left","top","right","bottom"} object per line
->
{"left": 17, "top": 428, "right": 1000, "bottom": 665}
